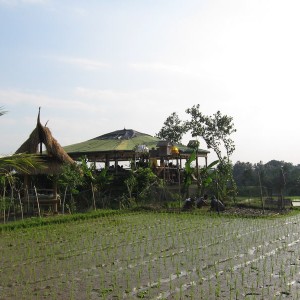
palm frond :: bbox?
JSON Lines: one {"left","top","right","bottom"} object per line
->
{"left": 0, "top": 106, "right": 8, "bottom": 117}
{"left": 0, "top": 153, "right": 45, "bottom": 175}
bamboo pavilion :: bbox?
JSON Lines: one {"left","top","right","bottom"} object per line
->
{"left": 63, "top": 128, "right": 209, "bottom": 182}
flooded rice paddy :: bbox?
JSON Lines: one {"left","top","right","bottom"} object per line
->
{"left": 1, "top": 212, "right": 300, "bottom": 299}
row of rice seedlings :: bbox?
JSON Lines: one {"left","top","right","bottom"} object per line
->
{"left": 2, "top": 212, "right": 300, "bottom": 299}
{"left": 0, "top": 214, "right": 270, "bottom": 299}
{"left": 149, "top": 213, "right": 300, "bottom": 298}
{"left": 93, "top": 213, "right": 296, "bottom": 298}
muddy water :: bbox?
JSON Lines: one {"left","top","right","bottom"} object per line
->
{"left": 292, "top": 201, "right": 300, "bottom": 207}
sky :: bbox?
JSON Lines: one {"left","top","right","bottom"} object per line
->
{"left": 1, "top": 0, "right": 300, "bottom": 165}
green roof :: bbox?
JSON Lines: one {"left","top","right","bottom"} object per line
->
{"left": 63, "top": 129, "right": 209, "bottom": 159}
{"left": 63, "top": 129, "right": 159, "bottom": 153}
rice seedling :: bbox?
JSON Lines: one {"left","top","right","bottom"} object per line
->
{"left": 2, "top": 211, "right": 300, "bottom": 299}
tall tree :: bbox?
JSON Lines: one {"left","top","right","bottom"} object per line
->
{"left": 233, "top": 161, "right": 256, "bottom": 186}
{"left": 156, "top": 105, "right": 238, "bottom": 201}
{"left": 185, "top": 104, "right": 237, "bottom": 200}
{"left": 185, "top": 104, "right": 236, "bottom": 163}
{"left": 156, "top": 112, "right": 187, "bottom": 144}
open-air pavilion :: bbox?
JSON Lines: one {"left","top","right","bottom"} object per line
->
{"left": 63, "top": 128, "right": 210, "bottom": 183}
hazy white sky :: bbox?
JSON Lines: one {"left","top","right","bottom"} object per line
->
{"left": 1, "top": 0, "right": 300, "bottom": 164}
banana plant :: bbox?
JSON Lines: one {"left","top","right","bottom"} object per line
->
{"left": 196, "top": 160, "right": 220, "bottom": 196}
{"left": 181, "top": 150, "right": 196, "bottom": 198}
{"left": 182, "top": 149, "right": 219, "bottom": 198}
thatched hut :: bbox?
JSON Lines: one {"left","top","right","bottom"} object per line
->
{"left": 15, "top": 108, "right": 74, "bottom": 213}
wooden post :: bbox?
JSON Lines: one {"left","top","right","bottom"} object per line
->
{"left": 23, "top": 175, "right": 30, "bottom": 215}
{"left": 34, "top": 186, "right": 41, "bottom": 218}
{"left": 105, "top": 154, "right": 109, "bottom": 169}
{"left": 18, "top": 191, "right": 24, "bottom": 220}
{"left": 91, "top": 182, "right": 96, "bottom": 211}
{"left": 196, "top": 149, "right": 200, "bottom": 196}
{"left": 25, "top": 185, "right": 30, "bottom": 215}
{"left": 163, "top": 158, "right": 166, "bottom": 183}
{"left": 280, "top": 168, "right": 285, "bottom": 211}
{"left": 115, "top": 155, "right": 118, "bottom": 174}
{"left": 216, "top": 171, "right": 220, "bottom": 216}
{"left": 53, "top": 177, "right": 58, "bottom": 212}
{"left": 62, "top": 186, "right": 68, "bottom": 214}
{"left": 258, "top": 171, "right": 264, "bottom": 214}
{"left": 196, "top": 150, "right": 199, "bottom": 180}
{"left": 7, "top": 183, "right": 14, "bottom": 222}
{"left": 178, "top": 167, "right": 181, "bottom": 193}
{"left": 2, "top": 183, "right": 6, "bottom": 224}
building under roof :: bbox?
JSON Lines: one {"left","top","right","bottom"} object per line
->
{"left": 63, "top": 128, "right": 209, "bottom": 169}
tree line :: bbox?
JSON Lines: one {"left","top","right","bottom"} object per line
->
{"left": 233, "top": 160, "right": 300, "bottom": 197}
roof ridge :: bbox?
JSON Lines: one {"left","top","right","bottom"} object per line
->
{"left": 91, "top": 129, "right": 152, "bottom": 140}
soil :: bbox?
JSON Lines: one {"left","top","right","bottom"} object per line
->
{"left": 221, "top": 206, "right": 292, "bottom": 217}
{"left": 162, "top": 205, "right": 293, "bottom": 218}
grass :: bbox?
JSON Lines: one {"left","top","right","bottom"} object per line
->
{"left": 0, "top": 209, "right": 120, "bottom": 232}
{"left": 2, "top": 202, "right": 300, "bottom": 232}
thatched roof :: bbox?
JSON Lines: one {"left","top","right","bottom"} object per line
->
{"left": 63, "top": 128, "right": 209, "bottom": 162}
{"left": 15, "top": 108, "right": 74, "bottom": 174}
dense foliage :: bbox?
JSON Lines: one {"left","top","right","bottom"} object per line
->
{"left": 156, "top": 112, "right": 187, "bottom": 143}
{"left": 157, "top": 104, "right": 237, "bottom": 201}
{"left": 233, "top": 160, "right": 300, "bottom": 196}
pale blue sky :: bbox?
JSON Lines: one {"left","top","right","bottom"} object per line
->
{"left": 1, "top": 0, "right": 300, "bottom": 164}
